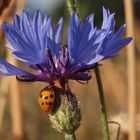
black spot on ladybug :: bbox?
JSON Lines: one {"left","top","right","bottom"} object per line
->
{"left": 40, "top": 94, "right": 43, "bottom": 98}
{"left": 42, "top": 102, "right": 44, "bottom": 105}
{"left": 50, "top": 94, "right": 54, "bottom": 98}
{"left": 46, "top": 102, "right": 48, "bottom": 105}
{"left": 44, "top": 96, "right": 48, "bottom": 99}
{"left": 49, "top": 102, "right": 53, "bottom": 106}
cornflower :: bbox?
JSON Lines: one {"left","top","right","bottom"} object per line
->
{"left": 0, "top": 7, "right": 132, "bottom": 140}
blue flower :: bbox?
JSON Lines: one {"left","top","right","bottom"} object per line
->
{"left": 0, "top": 7, "right": 132, "bottom": 84}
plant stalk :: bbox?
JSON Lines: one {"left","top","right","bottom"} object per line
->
{"left": 95, "top": 66, "right": 110, "bottom": 140}
{"left": 64, "top": 1, "right": 78, "bottom": 139}
{"left": 66, "top": 0, "right": 78, "bottom": 16}
{"left": 65, "top": 133, "right": 76, "bottom": 140}
{"left": 123, "top": 0, "right": 136, "bottom": 140}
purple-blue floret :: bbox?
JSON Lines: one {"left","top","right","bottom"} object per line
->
{"left": 0, "top": 7, "right": 132, "bottom": 83}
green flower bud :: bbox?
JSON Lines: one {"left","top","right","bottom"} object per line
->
{"left": 49, "top": 89, "right": 81, "bottom": 135}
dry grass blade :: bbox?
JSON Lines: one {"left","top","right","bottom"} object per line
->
{"left": 0, "top": 0, "right": 25, "bottom": 140}
{"left": 0, "top": 0, "right": 16, "bottom": 47}
{"left": 123, "top": 0, "right": 136, "bottom": 140}
{"left": 0, "top": 0, "right": 16, "bottom": 135}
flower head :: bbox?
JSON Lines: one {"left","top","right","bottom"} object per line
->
{"left": 0, "top": 7, "right": 132, "bottom": 85}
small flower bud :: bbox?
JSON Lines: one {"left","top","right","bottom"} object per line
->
{"left": 49, "top": 89, "right": 81, "bottom": 135}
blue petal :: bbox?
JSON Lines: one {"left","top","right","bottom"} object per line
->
{"left": 104, "top": 37, "right": 133, "bottom": 57}
{"left": 108, "top": 24, "right": 126, "bottom": 46}
{"left": 68, "top": 13, "right": 82, "bottom": 61}
{"left": 21, "top": 10, "right": 38, "bottom": 49}
{"left": 54, "top": 18, "right": 64, "bottom": 44}
{"left": 102, "top": 7, "right": 115, "bottom": 32}
{"left": 68, "top": 13, "right": 98, "bottom": 64}
{"left": 78, "top": 14, "right": 94, "bottom": 53}
{"left": 3, "top": 10, "right": 50, "bottom": 65}
{"left": 33, "top": 10, "right": 44, "bottom": 51}
{"left": 0, "top": 58, "right": 37, "bottom": 78}
{"left": 14, "top": 15, "right": 21, "bottom": 29}
{"left": 3, "top": 23, "right": 45, "bottom": 64}
{"left": 43, "top": 14, "right": 63, "bottom": 57}
{"left": 48, "top": 18, "right": 63, "bottom": 57}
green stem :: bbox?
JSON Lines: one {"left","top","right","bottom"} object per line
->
{"left": 65, "top": 133, "right": 76, "bottom": 140}
{"left": 95, "top": 66, "right": 110, "bottom": 140}
{"left": 66, "top": 0, "right": 78, "bottom": 15}
{"left": 64, "top": 1, "right": 79, "bottom": 140}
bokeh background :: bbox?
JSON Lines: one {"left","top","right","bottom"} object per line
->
{"left": 0, "top": 0, "right": 139, "bottom": 140}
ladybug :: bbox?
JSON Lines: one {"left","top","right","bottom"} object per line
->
{"left": 38, "top": 86, "right": 55, "bottom": 112}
